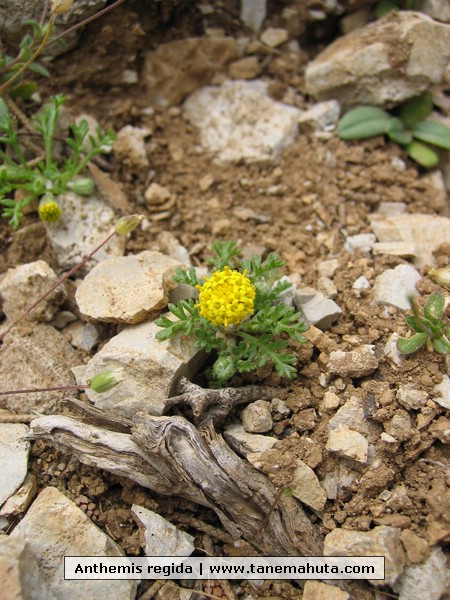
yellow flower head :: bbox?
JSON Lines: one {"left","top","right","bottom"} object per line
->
{"left": 38, "top": 198, "right": 62, "bottom": 222}
{"left": 196, "top": 266, "right": 256, "bottom": 327}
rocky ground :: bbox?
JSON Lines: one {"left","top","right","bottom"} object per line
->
{"left": 0, "top": 1, "right": 449, "bottom": 599}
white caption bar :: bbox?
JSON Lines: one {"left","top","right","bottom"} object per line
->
{"left": 65, "top": 556, "right": 385, "bottom": 580}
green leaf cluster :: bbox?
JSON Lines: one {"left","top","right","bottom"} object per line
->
{"left": 337, "top": 93, "right": 450, "bottom": 168}
{"left": 0, "top": 19, "right": 52, "bottom": 99}
{"left": 0, "top": 94, "right": 116, "bottom": 228}
{"left": 155, "top": 241, "right": 309, "bottom": 387}
{"left": 397, "top": 292, "right": 450, "bottom": 355}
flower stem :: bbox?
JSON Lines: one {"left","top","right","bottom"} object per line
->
{"left": 0, "top": 384, "right": 86, "bottom": 396}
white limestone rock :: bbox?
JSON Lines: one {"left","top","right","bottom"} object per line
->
{"left": 240, "top": 0, "right": 267, "bottom": 31}
{"left": 183, "top": 80, "right": 301, "bottom": 164}
{"left": 76, "top": 251, "right": 181, "bottom": 324}
{"left": 0, "top": 260, "right": 65, "bottom": 323}
{"left": 372, "top": 264, "right": 421, "bottom": 310}
{"left": 294, "top": 286, "right": 342, "bottom": 330}
{"left": 74, "top": 320, "right": 205, "bottom": 418}
{"left": 45, "top": 192, "right": 125, "bottom": 271}
{"left": 291, "top": 460, "right": 327, "bottom": 512}
{"left": 241, "top": 400, "right": 273, "bottom": 433}
{"left": 305, "top": 11, "right": 450, "bottom": 108}
{"left": 298, "top": 100, "right": 340, "bottom": 134}
{"left": 326, "top": 425, "right": 369, "bottom": 464}
{"left": 433, "top": 374, "right": 450, "bottom": 410}
{"left": 0, "top": 424, "right": 30, "bottom": 507}
{"left": 328, "top": 345, "right": 378, "bottom": 378}
{"left": 396, "top": 385, "right": 429, "bottom": 410}
{"left": 132, "top": 505, "right": 195, "bottom": 556}
{"left": 11, "top": 487, "right": 136, "bottom": 600}
{"left": 223, "top": 422, "right": 278, "bottom": 456}
{"left": 0, "top": 324, "right": 79, "bottom": 414}
{"left": 0, "top": 535, "right": 56, "bottom": 600}
{"left": 0, "top": 473, "right": 36, "bottom": 516}
{"left": 394, "top": 547, "right": 450, "bottom": 600}
{"left": 369, "top": 213, "right": 450, "bottom": 268}
{"left": 324, "top": 525, "right": 406, "bottom": 586}
{"left": 114, "top": 125, "right": 151, "bottom": 169}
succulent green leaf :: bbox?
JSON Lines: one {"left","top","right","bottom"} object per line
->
{"left": 9, "top": 81, "right": 38, "bottom": 99}
{"left": 433, "top": 335, "right": 450, "bottom": 354}
{"left": 399, "top": 92, "right": 433, "bottom": 129}
{"left": 387, "top": 118, "right": 413, "bottom": 145}
{"left": 404, "top": 314, "right": 425, "bottom": 333}
{"left": 396, "top": 332, "right": 428, "bottom": 354}
{"left": 411, "top": 120, "right": 450, "bottom": 150}
{"left": 337, "top": 106, "right": 392, "bottom": 140}
{"left": 424, "top": 292, "right": 445, "bottom": 323}
{"left": 406, "top": 141, "right": 439, "bottom": 168}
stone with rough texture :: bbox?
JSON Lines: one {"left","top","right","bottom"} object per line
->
{"left": 223, "top": 422, "right": 278, "bottom": 456}
{"left": 384, "top": 333, "right": 405, "bottom": 366}
{"left": 291, "top": 460, "right": 327, "bottom": 512}
{"left": 298, "top": 100, "right": 340, "bottom": 134}
{"left": 303, "top": 580, "right": 350, "bottom": 600}
{"left": 328, "top": 395, "right": 380, "bottom": 438}
{"left": 433, "top": 375, "right": 450, "bottom": 409}
{"left": 370, "top": 213, "right": 450, "bottom": 268}
{"left": 305, "top": 11, "right": 450, "bottom": 107}
{"left": 240, "top": 0, "right": 267, "bottom": 31}
{"left": 114, "top": 125, "right": 151, "bottom": 170}
{"left": 75, "top": 320, "right": 205, "bottom": 418}
{"left": 76, "top": 251, "right": 180, "bottom": 324}
{"left": 0, "top": 424, "right": 29, "bottom": 507}
{"left": 400, "top": 529, "right": 429, "bottom": 564}
{"left": 0, "top": 473, "right": 36, "bottom": 517}
{"left": 372, "top": 264, "right": 421, "bottom": 310}
{"left": 0, "top": 535, "right": 56, "bottom": 600}
{"left": 0, "top": 324, "right": 78, "bottom": 414}
{"left": 394, "top": 547, "right": 450, "bottom": 600}
{"left": 397, "top": 385, "right": 429, "bottom": 410}
{"left": 324, "top": 526, "right": 406, "bottom": 585}
{"left": 328, "top": 345, "right": 378, "bottom": 378}
{"left": 260, "top": 27, "right": 288, "bottom": 47}
{"left": 383, "top": 410, "right": 413, "bottom": 442}
{"left": 0, "top": 261, "right": 65, "bottom": 323}
{"left": 326, "top": 425, "right": 369, "bottom": 463}
{"left": 183, "top": 80, "right": 301, "bottom": 164}
{"left": 241, "top": 400, "right": 273, "bottom": 433}
{"left": 45, "top": 192, "right": 125, "bottom": 271}
{"left": 11, "top": 486, "right": 136, "bottom": 600}
{"left": 132, "top": 505, "right": 195, "bottom": 556}
{"left": 294, "top": 287, "right": 342, "bottom": 330}
{"left": 321, "top": 462, "right": 359, "bottom": 500}
{"left": 143, "top": 37, "right": 237, "bottom": 106}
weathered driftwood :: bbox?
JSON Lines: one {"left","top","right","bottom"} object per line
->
{"left": 29, "top": 379, "right": 323, "bottom": 557}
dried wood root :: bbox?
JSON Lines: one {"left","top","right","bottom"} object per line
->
{"left": 166, "top": 377, "right": 280, "bottom": 426}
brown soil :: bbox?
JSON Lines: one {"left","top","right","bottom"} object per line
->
{"left": 1, "top": 2, "right": 449, "bottom": 599}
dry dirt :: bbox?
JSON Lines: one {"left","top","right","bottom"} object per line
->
{"left": 0, "top": 1, "right": 449, "bottom": 599}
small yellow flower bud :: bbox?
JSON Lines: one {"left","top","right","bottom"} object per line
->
{"left": 38, "top": 195, "right": 62, "bottom": 222}
{"left": 88, "top": 370, "right": 122, "bottom": 393}
{"left": 429, "top": 267, "right": 450, "bottom": 290}
{"left": 115, "top": 214, "right": 144, "bottom": 236}
{"left": 51, "top": 0, "right": 73, "bottom": 14}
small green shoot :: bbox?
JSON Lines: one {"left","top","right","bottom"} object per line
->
{"left": 0, "top": 94, "right": 115, "bottom": 228}
{"left": 337, "top": 92, "right": 450, "bottom": 168}
{"left": 155, "top": 241, "right": 309, "bottom": 387}
{"left": 397, "top": 292, "right": 450, "bottom": 354}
